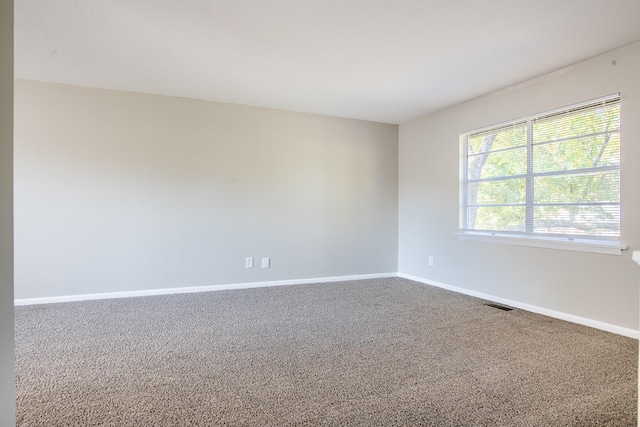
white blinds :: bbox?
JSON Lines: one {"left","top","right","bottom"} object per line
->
{"left": 462, "top": 94, "right": 620, "bottom": 239}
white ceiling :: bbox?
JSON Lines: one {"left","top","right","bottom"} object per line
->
{"left": 14, "top": 0, "right": 640, "bottom": 124}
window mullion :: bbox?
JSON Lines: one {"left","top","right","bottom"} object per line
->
{"left": 462, "top": 135, "right": 469, "bottom": 230}
{"left": 525, "top": 119, "right": 534, "bottom": 233}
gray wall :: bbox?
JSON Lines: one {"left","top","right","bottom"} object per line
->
{"left": 0, "top": 0, "right": 15, "bottom": 424}
{"left": 14, "top": 80, "right": 398, "bottom": 299}
{"left": 399, "top": 42, "right": 640, "bottom": 331}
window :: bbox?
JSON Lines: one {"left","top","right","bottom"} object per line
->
{"left": 459, "top": 94, "right": 625, "bottom": 254}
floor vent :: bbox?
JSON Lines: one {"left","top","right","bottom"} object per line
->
{"left": 484, "top": 303, "right": 514, "bottom": 311}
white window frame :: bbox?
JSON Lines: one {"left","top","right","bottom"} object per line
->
{"left": 457, "top": 94, "right": 627, "bottom": 255}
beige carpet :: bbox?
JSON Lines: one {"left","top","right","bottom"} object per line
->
{"left": 15, "top": 278, "right": 638, "bottom": 426}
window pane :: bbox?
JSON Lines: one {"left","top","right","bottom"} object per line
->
{"left": 533, "top": 104, "right": 620, "bottom": 144}
{"left": 533, "top": 133, "right": 620, "bottom": 173}
{"left": 468, "top": 124, "right": 526, "bottom": 155}
{"left": 468, "top": 147, "right": 527, "bottom": 179}
{"left": 472, "top": 178, "right": 526, "bottom": 205}
{"left": 534, "top": 171, "right": 619, "bottom": 204}
{"left": 469, "top": 206, "right": 525, "bottom": 232}
{"left": 534, "top": 205, "right": 619, "bottom": 236}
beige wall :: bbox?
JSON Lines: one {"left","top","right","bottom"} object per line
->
{"left": 399, "top": 42, "right": 640, "bottom": 332}
{"left": 14, "top": 80, "right": 398, "bottom": 298}
{"left": 0, "top": 0, "right": 15, "bottom": 424}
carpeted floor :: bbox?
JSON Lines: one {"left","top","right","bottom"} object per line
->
{"left": 15, "top": 278, "right": 638, "bottom": 426}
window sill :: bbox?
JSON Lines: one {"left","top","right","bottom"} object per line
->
{"left": 456, "top": 232, "right": 628, "bottom": 255}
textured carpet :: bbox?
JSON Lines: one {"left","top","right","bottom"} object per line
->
{"left": 15, "top": 278, "right": 638, "bottom": 426}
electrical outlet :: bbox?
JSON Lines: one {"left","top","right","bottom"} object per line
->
{"left": 428, "top": 256, "right": 434, "bottom": 266}
{"left": 245, "top": 257, "right": 254, "bottom": 268}
{"left": 261, "top": 257, "right": 270, "bottom": 269}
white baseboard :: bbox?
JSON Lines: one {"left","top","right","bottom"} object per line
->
{"left": 15, "top": 271, "right": 638, "bottom": 340}
{"left": 13, "top": 272, "right": 398, "bottom": 306}
{"left": 397, "top": 273, "right": 639, "bottom": 340}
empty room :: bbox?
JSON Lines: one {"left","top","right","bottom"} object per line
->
{"left": 2, "top": 0, "right": 640, "bottom": 425}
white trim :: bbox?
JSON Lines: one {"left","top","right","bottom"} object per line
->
{"left": 15, "top": 271, "right": 637, "bottom": 339}
{"left": 13, "top": 272, "right": 397, "bottom": 306}
{"left": 633, "top": 251, "right": 640, "bottom": 266}
{"left": 456, "top": 231, "right": 627, "bottom": 255}
{"left": 397, "top": 272, "right": 639, "bottom": 339}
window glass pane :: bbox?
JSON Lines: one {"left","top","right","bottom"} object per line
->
{"left": 533, "top": 104, "right": 620, "bottom": 144}
{"left": 472, "top": 178, "right": 526, "bottom": 205}
{"left": 468, "top": 124, "right": 526, "bottom": 154}
{"left": 533, "top": 133, "right": 620, "bottom": 173}
{"left": 534, "top": 171, "right": 619, "bottom": 204}
{"left": 469, "top": 206, "right": 526, "bottom": 232}
{"left": 533, "top": 205, "right": 619, "bottom": 236}
{"left": 468, "top": 147, "right": 526, "bottom": 179}
{"left": 600, "top": 134, "right": 621, "bottom": 167}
